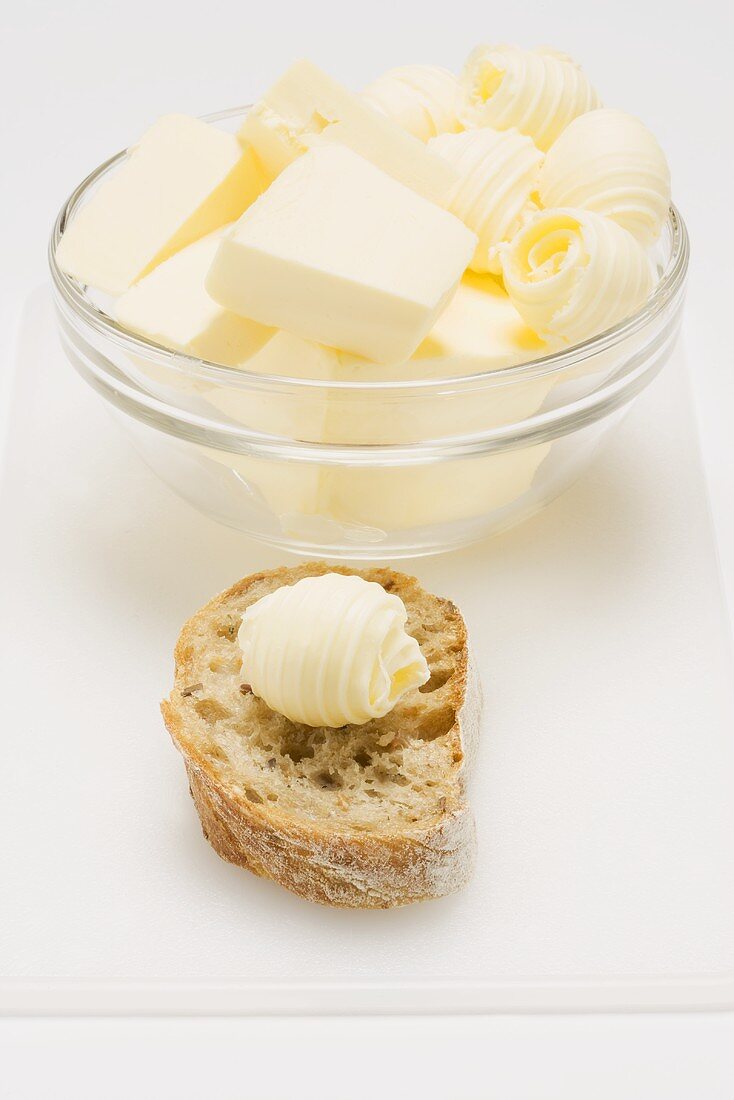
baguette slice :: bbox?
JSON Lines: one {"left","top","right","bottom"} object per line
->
{"left": 161, "top": 562, "right": 481, "bottom": 908}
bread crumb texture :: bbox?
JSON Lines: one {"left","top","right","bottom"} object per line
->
{"left": 162, "top": 562, "right": 480, "bottom": 908}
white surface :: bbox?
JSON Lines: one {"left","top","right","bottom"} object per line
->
{"left": 1, "top": 291, "right": 733, "bottom": 1014}
{"left": 3, "top": 1015, "right": 734, "bottom": 1100}
{"left": 2, "top": 0, "right": 733, "bottom": 1088}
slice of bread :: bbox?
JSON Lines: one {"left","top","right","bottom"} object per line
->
{"left": 161, "top": 562, "right": 481, "bottom": 908}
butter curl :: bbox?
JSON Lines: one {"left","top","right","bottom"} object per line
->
{"left": 429, "top": 127, "right": 543, "bottom": 273}
{"left": 458, "top": 44, "right": 600, "bottom": 151}
{"left": 363, "top": 65, "right": 461, "bottom": 142}
{"left": 238, "top": 574, "right": 430, "bottom": 728}
{"left": 501, "top": 208, "right": 654, "bottom": 346}
{"left": 538, "top": 108, "right": 671, "bottom": 246}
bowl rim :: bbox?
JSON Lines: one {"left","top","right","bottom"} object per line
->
{"left": 49, "top": 105, "right": 690, "bottom": 397}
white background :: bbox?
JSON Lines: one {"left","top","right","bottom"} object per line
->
{"left": 1, "top": 0, "right": 733, "bottom": 1095}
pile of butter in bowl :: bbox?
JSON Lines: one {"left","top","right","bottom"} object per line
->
{"left": 54, "top": 46, "right": 675, "bottom": 552}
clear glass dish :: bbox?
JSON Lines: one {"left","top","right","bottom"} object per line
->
{"left": 49, "top": 107, "right": 689, "bottom": 560}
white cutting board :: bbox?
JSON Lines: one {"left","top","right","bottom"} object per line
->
{"left": 1, "top": 289, "right": 733, "bottom": 1015}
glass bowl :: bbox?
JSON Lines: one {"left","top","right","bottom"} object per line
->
{"left": 49, "top": 107, "right": 689, "bottom": 560}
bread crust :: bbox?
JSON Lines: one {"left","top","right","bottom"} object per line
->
{"left": 161, "top": 562, "right": 480, "bottom": 908}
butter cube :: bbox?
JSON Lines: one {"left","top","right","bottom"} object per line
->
{"left": 56, "top": 115, "right": 264, "bottom": 295}
{"left": 318, "top": 272, "right": 552, "bottom": 529}
{"left": 115, "top": 230, "right": 273, "bottom": 365}
{"left": 115, "top": 230, "right": 333, "bottom": 441}
{"left": 204, "top": 331, "right": 336, "bottom": 441}
{"left": 206, "top": 146, "right": 477, "bottom": 364}
{"left": 324, "top": 273, "right": 551, "bottom": 443}
{"left": 397, "top": 270, "right": 546, "bottom": 375}
{"left": 322, "top": 444, "right": 551, "bottom": 531}
{"left": 239, "top": 59, "right": 457, "bottom": 206}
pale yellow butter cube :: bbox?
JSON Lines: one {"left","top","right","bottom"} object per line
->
{"left": 115, "top": 230, "right": 333, "bottom": 441}
{"left": 322, "top": 445, "right": 550, "bottom": 531}
{"left": 324, "top": 272, "right": 550, "bottom": 444}
{"left": 204, "top": 332, "right": 336, "bottom": 441}
{"left": 239, "top": 59, "right": 457, "bottom": 206}
{"left": 115, "top": 230, "right": 273, "bottom": 365}
{"left": 56, "top": 115, "right": 265, "bottom": 295}
{"left": 205, "top": 146, "right": 477, "bottom": 364}
{"left": 414, "top": 271, "right": 546, "bottom": 370}
{"left": 319, "top": 273, "right": 552, "bottom": 530}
